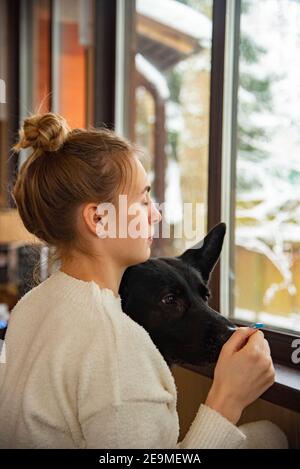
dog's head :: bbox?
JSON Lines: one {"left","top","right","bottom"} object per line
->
{"left": 119, "top": 222, "right": 237, "bottom": 368}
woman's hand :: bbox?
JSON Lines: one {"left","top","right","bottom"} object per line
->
{"left": 205, "top": 327, "right": 275, "bottom": 425}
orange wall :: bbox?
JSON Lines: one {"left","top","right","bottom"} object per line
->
{"left": 59, "top": 22, "right": 86, "bottom": 128}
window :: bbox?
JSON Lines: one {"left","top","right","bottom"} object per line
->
{"left": 116, "top": 0, "right": 213, "bottom": 258}
{"left": 17, "top": 0, "right": 95, "bottom": 172}
{"left": 52, "top": 0, "right": 95, "bottom": 128}
{"left": 0, "top": 0, "right": 97, "bottom": 315}
{"left": 20, "top": 0, "right": 51, "bottom": 116}
{"left": 232, "top": 0, "right": 300, "bottom": 334}
{"left": 180, "top": 0, "right": 300, "bottom": 402}
{"left": 17, "top": 0, "right": 51, "bottom": 170}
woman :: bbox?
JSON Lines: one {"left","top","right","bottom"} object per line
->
{"left": 0, "top": 113, "right": 287, "bottom": 449}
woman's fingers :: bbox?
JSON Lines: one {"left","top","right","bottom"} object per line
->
{"left": 222, "top": 327, "right": 258, "bottom": 354}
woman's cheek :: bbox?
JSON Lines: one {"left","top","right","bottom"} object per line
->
{"left": 127, "top": 204, "right": 148, "bottom": 239}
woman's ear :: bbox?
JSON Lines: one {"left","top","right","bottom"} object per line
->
{"left": 93, "top": 213, "right": 102, "bottom": 224}
{"left": 81, "top": 203, "right": 101, "bottom": 235}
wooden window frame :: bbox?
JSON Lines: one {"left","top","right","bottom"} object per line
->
{"left": 5, "top": 0, "right": 20, "bottom": 209}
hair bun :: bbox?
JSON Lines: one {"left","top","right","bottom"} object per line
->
{"left": 15, "top": 112, "right": 70, "bottom": 153}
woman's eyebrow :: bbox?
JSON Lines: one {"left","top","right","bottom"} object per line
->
{"left": 140, "top": 185, "right": 151, "bottom": 194}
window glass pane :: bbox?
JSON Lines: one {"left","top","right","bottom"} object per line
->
{"left": 18, "top": 0, "right": 52, "bottom": 169}
{"left": 32, "top": 0, "right": 51, "bottom": 113}
{"left": 53, "top": 0, "right": 94, "bottom": 128}
{"left": 234, "top": 0, "right": 300, "bottom": 332}
{"left": 132, "top": 0, "right": 213, "bottom": 257}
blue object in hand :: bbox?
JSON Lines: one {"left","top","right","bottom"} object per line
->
{"left": 250, "top": 322, "right": 264, "bottom": 329}
{"left": 0, "top": 320, "right": 7, "bottom": 329}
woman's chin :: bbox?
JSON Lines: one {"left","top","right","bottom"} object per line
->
{"left": 141, "top": 247, "right": 151, "bottom": 263}
{"left": 136, "top": 247, "right": 152, "bottom": 265}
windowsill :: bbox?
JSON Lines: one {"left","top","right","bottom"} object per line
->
{"left": 181, "top": 362, "right": 300, "bottom": 413}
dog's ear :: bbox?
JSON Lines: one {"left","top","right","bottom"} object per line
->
{"left": 177, "top": 222, "right": 226, "bottom": 282}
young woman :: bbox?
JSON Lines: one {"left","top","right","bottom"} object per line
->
{"left": 0, "top": 113, "right": 287, "bottom": 449}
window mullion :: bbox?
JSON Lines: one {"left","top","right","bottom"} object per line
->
{"left": 220, "top": 0, "right": 241, "bottom": 319}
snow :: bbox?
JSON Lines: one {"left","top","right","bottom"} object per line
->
{"left": 136, "top": 0, "right": 212, "bottom": 46}
{"left": 135, "top": 53, "right": 170, "bottom": 100}
{"left": 239, "top": 0, "right": 300, "bottom": 166}
{"left": 234, "top": 0, "right": 300, "bottom": 321}
{"left": 166, "top": 101, "right": 184, "bottom": 133}
{"left": 176, "top": 52, "right": 211, "bottom": 73}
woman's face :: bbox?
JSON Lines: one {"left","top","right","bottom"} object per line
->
{"left": 96, "top": 157, "right": 162, "bottom": 268}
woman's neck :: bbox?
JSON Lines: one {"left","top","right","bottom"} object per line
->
{"left": 60, "top": 255, "right": 125, "bottom": 298}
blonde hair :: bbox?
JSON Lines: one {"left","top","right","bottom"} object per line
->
{"left": 12, "top": 112, "right": 138, "bottom": 276}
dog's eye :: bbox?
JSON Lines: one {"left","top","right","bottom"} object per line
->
{"left": 199, "top": 285, "right": 210, "bottom": 302}
{"left": 161, "top": 294, "right": 177, "bottom": 305}
{"left": 203, "top": 291, "right": 210, "bottom": 302}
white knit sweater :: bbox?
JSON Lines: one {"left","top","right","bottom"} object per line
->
{"left": 0, "top": 269, "right": 248, "bottom": 449}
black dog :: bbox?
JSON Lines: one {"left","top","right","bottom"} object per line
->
{"left": 119, "top": 222, "right": 237, "bottom": 368}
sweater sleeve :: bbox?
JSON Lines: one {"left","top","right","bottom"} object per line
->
{"left": 175, "top": 403, "right": 247, "bottom": 449}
